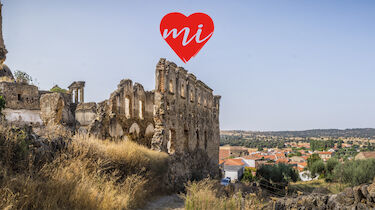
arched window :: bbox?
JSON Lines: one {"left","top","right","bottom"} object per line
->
{"left": 117, "top": 96, "right": 121, "bottom": 113}
{"left": 184, "top": 129, "right": 189, "bottom": 151}
{"left": 181, "top": 83, "right": 185, "bottom": 98}
{"left": 190, "top": 89, "right": 194, "bottom": 102}
{"left": 169, "top": 79, "right": 174, "bottom": 93}
{"left": 125, "top": 97, "right": 131, "bottom": 119}
{"left": 139, "top": 100, "right": 144, "bottom": 119}
{"left": 167, "top": 129, "right": 176, "bottom": 154}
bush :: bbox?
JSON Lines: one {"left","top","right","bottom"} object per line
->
{"left": 50, "top": 85, "right": 68, "bottom": 93}
{"left": 333, "top": 159, "right": 375, "bottom": 186}
{"left": 242, "top": 167, "right": 254, "bottom": 183}
{"left": 256, "top": 163, "right": 299, "bottom": 194}
{"left": 0, "top": 96, "right": 5, "bottom": 113}
{"left": 310, "top": 160, "right": 326, "bottom": 178}
{"left": 307, "top": 153, "right": 321, "bottom": 169}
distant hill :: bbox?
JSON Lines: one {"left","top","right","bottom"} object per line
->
{"left": 221, "top": 128, "right": 375, "bottom": 139}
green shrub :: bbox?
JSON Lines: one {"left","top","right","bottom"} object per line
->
{"left": 333, "top": 159, "right": 375, "bottom": 186}
{"left": 258, "top": 163, "right": 299, "bottom": 183}
{"left": 0, "top": 95, "right": 5, "bottom": 113}
{"left": 310, "top": 160, "right": 325, "bottom": 178}
{"left": 50, "top": 85, "right": 68, "bottom": 93}
{"left": 242, "top": 167, "right": 254, "bottom": 183}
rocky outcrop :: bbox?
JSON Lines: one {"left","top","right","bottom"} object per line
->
{"left": 269, "top": 180, "right": 375, "bottom": 210}
{"left": 40, "top": 92, "right": 75, "bottom": 126}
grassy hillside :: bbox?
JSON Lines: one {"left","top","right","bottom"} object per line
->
{"left": 0, "top": 125, "right": 168, "bottom": 209}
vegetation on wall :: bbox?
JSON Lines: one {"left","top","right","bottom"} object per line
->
{"left": 50, "top": 85, "right": 68, "bottom": 93}
{"left": 14, "top": 70, "right": 33, "bottom": 84}
{"left": 0, "top": 95, "right": 5, "bottom": 113}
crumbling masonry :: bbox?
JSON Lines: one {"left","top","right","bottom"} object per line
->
{"left": 0, "top": 2, "right": 221, "bottom": 190}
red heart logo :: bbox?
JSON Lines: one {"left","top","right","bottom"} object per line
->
{"left": 160, "top": 12, "right": 214, "bottom": 63}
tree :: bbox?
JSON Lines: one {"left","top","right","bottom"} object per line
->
{"left": 307, "top": 153, "right": 321, "bottom": 169}
{"left": 50, "top": 85, "right": 68, "bottom": 93}
{"left": 310, "top": 160, "right": 325, "bottom": 178}
{"left": 14, "top": 70, "right": 33, "bottom": 84}
{"left": 0, "top": 95, "right": 5, "bottom": 113}
{"left": 326, "top": 158, "right": 339, "bottom": 174}
{"left": 337, "top": 140, "right": 343, "bottom": 149}
{"left": 325, "top": 158, "right": 339, "bottom": 182}
{"left": 333, "top": 159, "right": 375, "bottom": 186}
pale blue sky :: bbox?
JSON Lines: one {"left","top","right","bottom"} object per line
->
{"left": 3, "top": 0, "right": 375, "bottom": 131}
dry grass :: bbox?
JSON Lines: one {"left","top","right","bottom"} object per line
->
{"left": 183, "top": 178, "right": 264, "bottom": 210}
{"left": 289, "top": 179, "right": 348, "bottom": 194}
{"left": 0, "top": 127, "right": 169, "bottom": 210}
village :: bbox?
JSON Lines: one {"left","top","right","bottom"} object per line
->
{"left": 219, "top": 138, "right": 375, "bottom": 182}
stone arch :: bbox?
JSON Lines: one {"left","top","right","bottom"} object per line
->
{"left": 129, "top": 122, "right": 140, "bottom": 137}
{"left": 145, "top": 123, "right": 154, "bottom": 137}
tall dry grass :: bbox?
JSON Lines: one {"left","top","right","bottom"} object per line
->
{"left": 0, "top": 127, "right": 169, "bottom": 210}
{"left": 183, "top": 178, "right": 264, "bottom": 210}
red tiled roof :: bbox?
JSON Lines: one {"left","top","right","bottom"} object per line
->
{"left": 301, "top": 156, "right": 309, "bottom": 160}
{"left": 276, "top": 153, "right": 286, "bottom": 158}
{"left": 276, "top": 158, "right": 289, "bottom": 164}
{"left": 223, "top": 159, "right": 245, "bottom": 166}
{"left": 298, "top": 162, "right": 307, "bottom": 167}
{"left": 319, "top": 152, "right": 332, "bottom": 155}
{"left": 243, "top": 154, "right": 262, "bottom": 160}
{"left": 219, "top": 149, "right": 230, "bottom": 160}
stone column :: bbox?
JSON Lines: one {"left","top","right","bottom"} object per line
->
{"left": 80, "top": 87, "right": 84, "bottom": 103}
{"left": 75, "top": 88, "right": 79, "bottom": 103}
{"left": 0, "top": 2, "right": 8, "bottom": 63}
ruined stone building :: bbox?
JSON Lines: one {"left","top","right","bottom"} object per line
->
{"left": 0, "top": 2, "right": 221, "bottom": 189}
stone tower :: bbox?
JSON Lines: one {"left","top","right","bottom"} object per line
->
{"left": 0, "top": 1, "right": 7, "bottom": 63}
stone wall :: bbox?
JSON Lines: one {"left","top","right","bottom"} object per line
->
{"left": 39, "top": 92, "right": 75, "bottom": 127}
{"left": 75, "top": 102, "right": 97, "bottom": 127}
{"left": 85, "top": 79, "right": 155, "bottom": 146}
{"left": 2, "top": 108, "right": 42, "bottom": 124}
{"left": 152, "top": 58, "right": 220, "bottom": 160}
{"left": 152, "top": 58, "right": 221, "bottom": 190}
{"left": 270, "top": 179, "right": 375, "bottom": 210}
{"left": 0, "top": 82, "right": 41, "bottom": 110}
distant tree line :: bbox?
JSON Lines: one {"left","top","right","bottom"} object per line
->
{"left": 220, "top": 135, "right": 286, "bottom": 149}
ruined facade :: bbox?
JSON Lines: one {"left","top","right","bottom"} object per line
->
{"left": 152, "top": 59, "right": 220, "bottom": 161}
{"left": 0, "top": 2, "right": 221, "bottom": 191}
